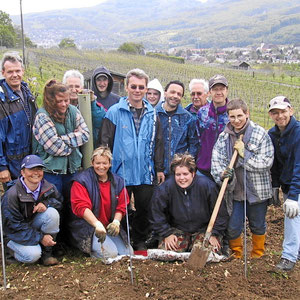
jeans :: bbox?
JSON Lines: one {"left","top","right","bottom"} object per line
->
{"left": 282, "top": 194, "right": 300, "bottom": 263}
{"left": 227, "top": 200, "right": 268, "bottom": 240}
{"left": 43, "top": 173, "right": 75, "bottom": 198}
{"left": 7, "top": 207, "right": 60, "bottom": 264}
{"left": 91, "top": 233, "right": 133, "bottom": 259}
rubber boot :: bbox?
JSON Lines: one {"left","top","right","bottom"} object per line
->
{"left": 251, "top": 234, "right": 265, "bottom": 258}
{"left": 229, "top": 236, "right": 243, "bottom": 258}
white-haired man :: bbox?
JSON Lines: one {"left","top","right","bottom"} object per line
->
{"left": 185, "top": 78, "right": 209, "bottom": 118}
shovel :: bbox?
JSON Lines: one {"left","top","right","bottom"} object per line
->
{"left": 187, "top": 142, "right": 241, "bottom": 271}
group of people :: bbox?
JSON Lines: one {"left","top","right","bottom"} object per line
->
{"left": 0, "top": 51, "right": 299, "bottom": 272}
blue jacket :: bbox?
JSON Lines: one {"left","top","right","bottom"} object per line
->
{"left": 68, "top": 167, "right": 127, "bottom": 254}
{"left": 156, "top": 102, "right": 199, "bottom": 175}
{"left": 268, "top": 116, "right": 300, "bottom": 201}
{"left": 99, "top": 97, "right": 164, "bottom": 186}
{"left": 2, "top": 178, "right": 63, "bottom": 246}
{"left": 0, "top": 79, "right": 37, "bottom": 179}
{"left": 150, "top": 174, "right": 228, "bottom": 238}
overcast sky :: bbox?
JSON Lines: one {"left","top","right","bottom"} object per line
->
{"left": 2, "top": 0, "right": 208, "bottom": 16}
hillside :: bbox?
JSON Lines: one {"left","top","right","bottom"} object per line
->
{"left": 11, "top": 0, "right": 300, "bottom": 49}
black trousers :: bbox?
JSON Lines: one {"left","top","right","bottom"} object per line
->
{"left": 126, "top": 184, "right": 154, "bottom": 244}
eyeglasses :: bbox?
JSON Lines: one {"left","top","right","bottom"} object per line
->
{"left": 130, "top": 85, "right": 146, "bottom": 90}
{"left": 191, "top": 92, "right": 203, "bottom": 96}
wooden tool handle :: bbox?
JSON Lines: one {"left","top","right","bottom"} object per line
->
{"left": 205, "top": 134, "right": 243, "bottom": 235}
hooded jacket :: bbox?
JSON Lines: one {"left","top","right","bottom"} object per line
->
{"left": 91, "top": 66, "right": 120, "bottom": 110}
{"left": 147, "top": 78, "right": 164, "bottom": 106}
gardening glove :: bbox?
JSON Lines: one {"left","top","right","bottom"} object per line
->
{"left": 271, "top": 188, "right": 281, "bottom": 207}
{"left": 221, "top": 167, "right": 234, "bottom": 181}
{"left": 234, "top": 140, "right": 244, "bottom": 158}
{"left": 95, "top": 221, "right": 107, "bottom": 243}
{"left": 106, "top": 219, "right": 120, "bottom": 236}
{"left": 283, "top": 199, "right": 299, "bottom": 218}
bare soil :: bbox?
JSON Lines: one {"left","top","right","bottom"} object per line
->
{"left": 0, "top": 205, "right": 299, "bottom": 300}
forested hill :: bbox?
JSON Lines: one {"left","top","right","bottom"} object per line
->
{"left": 11, "top": 0, "right": 300, "bottom": 49}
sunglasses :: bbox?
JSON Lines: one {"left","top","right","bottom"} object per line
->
{"left": 130, "top": 85, "right": 146, "bottom": 90}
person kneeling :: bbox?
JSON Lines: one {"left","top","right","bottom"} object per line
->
{"left": 150, "top": 153, "right": 228, "bottom": 252}
{"left": 69, "top": 146, "right": 133, "bottom": 259}
{"left": 2, "top": 155, "right": 62, "bottom": 265}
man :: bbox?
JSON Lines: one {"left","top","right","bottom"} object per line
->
{"left": 0, "top": 52, "right": 37, "bottom": 190}
{"left": 196, "top": 74, "right": 229, "bottom": 179}
{"left": 185, "top": 78, "right": 209, "bottom": 118}
{"left": 91, "top": 66, "right": 120, "bottom": 111}
{"left": 268, "top": 96, "right": 300, "bottom": 271}
{"left": 156, "top": 80, "right": 198, "bottom": 176}
{"left": 146, "top": 78, "right": 164, "bottom": 107}
{"left": 99, "top": 68, "right": 164, "bottom": 250}
{"left": 2, "top": 155, "right": 63, "bottom": 265}
{"left": 211, "top": 99, "right": 274, "bottom": 259}
{"left": 62, "top": 69, "right": 84, "bottom": 106}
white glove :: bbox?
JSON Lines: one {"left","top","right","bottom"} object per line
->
{"left": 95, "top": 221, "right": 107, "bottom": 243}
{"left": 283, "top": 199, "right": 299, "bottom": 218}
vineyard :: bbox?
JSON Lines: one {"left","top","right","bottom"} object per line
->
{"left": 7, "top": 48, "right": 298, "bottom": 129}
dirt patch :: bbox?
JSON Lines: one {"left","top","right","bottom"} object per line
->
{"left": 0, "top": 205, "right": 299, "bottom": 300}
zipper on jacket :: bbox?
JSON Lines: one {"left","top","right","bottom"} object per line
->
{"left": 168, "top": 116, "right": 172, "bottom": 173}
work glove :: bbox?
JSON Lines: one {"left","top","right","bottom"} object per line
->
{"left": 221, "top": 167, "right": 234, "bottom": 181}
{"left": 271, "top": 188, "right": 281, "bottom": 207}
{"left": 106, "top": 219, "right": 120, "bottom": 236}
{"left": 283, "top": 199, "right": 299, "bottom": 218}
{"left": 95, "top": 221, "right": 107, "bottom": 243}
{"left": 234, "top": 140, "right": 244, "bottom": 158}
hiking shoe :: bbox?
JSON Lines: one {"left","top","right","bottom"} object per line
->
{"left": 276, "top": 258, "right": 295, "bottom": 271}
{"left": 42, "top": 256, "right": 59, "bottom": 266}
{"left": 133, "top": 242, "right": 147, "bottom": 251}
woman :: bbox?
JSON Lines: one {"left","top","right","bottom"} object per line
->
{"left": 150, "top": 153, "right": 228, "bottom": 252}
{"left": 69, "top": 146, "right": 133, "bottom": 259}
{"left": 32, "top": 79, "right": 90, "bottom": 196}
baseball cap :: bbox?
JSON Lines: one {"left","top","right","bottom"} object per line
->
{"left": 268, "top": 96, "right": 291, "bottom": 112}
{"left": 21, "top": 155, "right": 44, "bottom": 169}
{"left": 96, "top": 73, "right": 108, "bottom": 80}
{"left": 209, "top": 74, "right": 228, "bottom": 90}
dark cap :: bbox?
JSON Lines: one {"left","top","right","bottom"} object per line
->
{"left": 268, "top": 96, "right": 291, "bottom": 112}
{"left": 96, "top": 73, "right": 108, "bottom": 80}
{"left": 209, "top": 74, "right": 228, "bottom": 90}
{"left": 21, "top": 155, "right": 44, "bottom": 169}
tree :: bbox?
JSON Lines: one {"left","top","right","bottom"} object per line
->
{"left": 118, "top": 42, "right": 144, "bottom": 54}
{"left": 0, "top": 10, "right": 17, "bottom": 47}
{"left": 14, "top": 26, "right": 37, "bottom": 48}
{"left": 59, "top": 38, "right": 77, "bottom": 49}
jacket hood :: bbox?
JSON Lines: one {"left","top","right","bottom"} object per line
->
{"left": 147, "top": 78, "right": 164, "bottom": 102}
{"left": 91, "top": 66, "right": 114, "bottom": 98}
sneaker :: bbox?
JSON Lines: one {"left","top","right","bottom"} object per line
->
{"left": 276, "top": 258, "right": 295, "bottom": 271}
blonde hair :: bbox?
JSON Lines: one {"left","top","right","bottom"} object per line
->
{"left": 91, "top": 146, "right": 113, "bottom": 163}
{"left": 170, "top": 152, "right": 196, "bottom": 174}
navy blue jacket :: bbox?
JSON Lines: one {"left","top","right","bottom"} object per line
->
{"left": 2, "top": 178, "right": 63, "bottom": 246}
{"left": 268, "top": 116, "right": 300, "bottom": 201}
{"left": 156, "top": 102, "right": 199, "bottom": 175}
{"left": 0, "top": 79, "right": 37, "bottom": 179}
{"left": 68, "top": 167, "right": 128, "bottom": 254}
{"left": 150, "top": 175, "right": 229, "bottom": 238}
